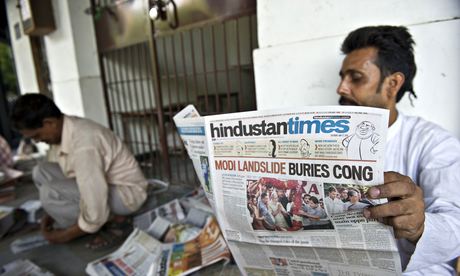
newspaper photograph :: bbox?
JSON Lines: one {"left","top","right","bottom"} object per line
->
{"left": 174, "top": 105, "right": 403, "bottom": 275}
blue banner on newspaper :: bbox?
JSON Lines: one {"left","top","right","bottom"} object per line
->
{"left": 178, "top": 126, "right": 205, "bottom": 136}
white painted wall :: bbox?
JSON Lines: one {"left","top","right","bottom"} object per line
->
{"left": 45, "top": 0, "right": 108, "bottom": 126}
{"left": 5, "top": 0, "right": 39, "bottom": 93}
{"left": 5, "top": 0, "right": 108, "bottom": 127}
{"left": 255, "top": 0, "right": 460, "bottom": 138}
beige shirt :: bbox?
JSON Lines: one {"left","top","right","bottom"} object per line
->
{"left": 56, "top": 116, "right": 147, "bottom": 233}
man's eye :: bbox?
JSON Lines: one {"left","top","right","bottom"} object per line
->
{"left": 351, "top": 74, "right": 362, "bottom": 82}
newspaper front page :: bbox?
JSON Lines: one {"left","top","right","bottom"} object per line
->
{"left": 174, "top": 105, "right": 402, "bottom": 276}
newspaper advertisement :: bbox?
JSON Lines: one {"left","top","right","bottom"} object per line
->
{"left": 174, "top": 105, "right": 402, "bottom": 276}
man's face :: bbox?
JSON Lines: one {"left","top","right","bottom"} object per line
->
{"left": 267, "top": 187, "right": 274, "bottom": 195}
{"left": 329, "top": 191, "right": 337, "bottom": 199}
{"left": 308, "top": 201, "right": 318, "bottom": 209}
{"left": 19, "top": 119, "right": 61, "bottom": 145}
{"left": 299, "top": 140, "right": 309, "bottom": 153}
{"left": 262, "top": 195, "right": 269, "bottom": 205}
{"left": 350, "top": 194, "right": 359, "bottom": 204}
{"left": 356, "top": 121, "right": 375, "bottom": 139}
{"left": 337, "top": 47, "right": 392, "bottom": 109}
{"left": 341, "top": 190, "right": 348, "bottom": 199}
{"left": 277, "top": 190, "right": 285, "bottom": 197}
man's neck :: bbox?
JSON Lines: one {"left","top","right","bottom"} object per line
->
{"left": 388, "top": 107, "right": 398, "bottom": 127}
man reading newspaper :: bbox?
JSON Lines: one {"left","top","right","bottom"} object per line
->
{"left": 336, "top": 25, "right": 460, "bottom": 275}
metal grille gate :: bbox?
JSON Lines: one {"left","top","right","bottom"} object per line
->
{"left": 99, "top": 8, "right": 257, "bottom": 185}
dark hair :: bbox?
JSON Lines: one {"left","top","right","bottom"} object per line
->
{"left": 347, "top": 189, "right": 359, "bottom": 197}
{"left": 10, "top": 94, "right": 62, "bottom": 130}
{"left": 341, "top": 25, "right": 417, "bottom": 103}
{"left": 328, "top": 187, "right": 337, "bottom": 194}
{"left": 309, "top": 196, "right": 319, "bottom": 204}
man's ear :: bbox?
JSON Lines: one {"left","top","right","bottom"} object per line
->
{"left": 386, "top": 72, "right": 405, "bottom": 99}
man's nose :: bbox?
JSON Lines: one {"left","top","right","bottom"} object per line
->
{"left": 336, "top": 79, "right": 351, "bottom": 95}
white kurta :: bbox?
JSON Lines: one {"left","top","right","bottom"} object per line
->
{"left": 385, "top": 112, "right": 460, "bottom": 275}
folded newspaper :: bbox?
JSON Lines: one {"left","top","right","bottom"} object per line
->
{"left": 173, "top": 105, "right": 402, "bottom": 276}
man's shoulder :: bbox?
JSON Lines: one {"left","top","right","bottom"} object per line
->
{"left": 395, "top": 114, "right": 460, "bottom": 163}
{"left": 66, "top": 116, "right": 119, "bottom": 148}
{"left": 66, "top": 116, "right": 107, "bottom": 131}
{"left": 399, "top": 114, "right": 456, "bottom": 142}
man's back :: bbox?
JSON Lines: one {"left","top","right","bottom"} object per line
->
{"left": 59, "top": 116, "right": 147, "bottom": 187}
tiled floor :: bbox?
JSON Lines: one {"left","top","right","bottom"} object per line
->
{"left": 0, "top": 176, "right": 241, "bottom": 275}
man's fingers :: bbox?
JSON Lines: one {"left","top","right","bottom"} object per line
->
{"left": 367, "top": 172, "right": 417, "bottom": 199}
{"left": 363, "top": 196, "right": 423, "bottom": 219}
{"left": 364, "top": 200, "right": 409, "bottom": 218}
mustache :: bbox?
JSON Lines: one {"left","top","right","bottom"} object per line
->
{"left": 338, "top": 96, "right": 357, "bottom": 106}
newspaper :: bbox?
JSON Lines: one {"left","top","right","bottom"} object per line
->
{"left": 87, "top": 197, "right": 231, "bottom": 276}
{"left": 0, "top": 259, "right": 54, "bottom": 275}
{"left": 133, "top": 198, "right": 185, "bottom": 232}
{"left": 174, "top": 105, "right": 402, "bottom": 276}
{"left": 10, "top": 233, "right": 49, "bottom": 254}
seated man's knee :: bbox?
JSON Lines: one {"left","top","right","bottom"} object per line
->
{"left": 32, "top": 162, "right": 56, "bottom": 186}
{"left": 32, "top": 162, "right": 46, "bottom": 182}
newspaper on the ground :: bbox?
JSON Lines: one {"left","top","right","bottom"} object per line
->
{"left": 174, "top": 104, "right": 402, "bottom": 276}
{"left": 0, "top": 259, "right": 54, "bottom": 275}
{"left": 86, "top": 228, "right": 162, "bottom": 276}
{"left": 10, "top": 233, "right": 49, "bottom": 254}
{"left": 133, "top": 198, "right": 185, "bottom": 232}
{"left": 87, "top": 196, "right": 231, "bottom": 276}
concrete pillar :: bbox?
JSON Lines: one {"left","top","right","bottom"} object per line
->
{"left": 5, "top": 0, "right": 108, "bottom": 127}
{"left": 44, "top": 0, "right": 108, "bottom": 127}
{"left": 5, "top": 0, "right": 40, "bottom": 93}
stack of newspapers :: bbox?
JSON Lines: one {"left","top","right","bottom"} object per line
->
{"left": 86, "top": 190, "right": 231, "bottom": 276}
{"left": 174, "top": 105, "right": 402, "bottom": 276}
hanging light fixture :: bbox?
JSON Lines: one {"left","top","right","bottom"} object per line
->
{"left": 149, "top": 0, "right": 178, "bottom": 29}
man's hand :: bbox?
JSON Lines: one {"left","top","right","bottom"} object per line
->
{"left": 42, "top": 228, "right": 75, "bottom": 243}
{"left": 364, "top": 172, "right": 425, "bottom": 243}
{"left": 40, "top": 217, "right": 88, "bottom": 244}
{"left": 40, "top": 213, "right": 54, "bottom": 232}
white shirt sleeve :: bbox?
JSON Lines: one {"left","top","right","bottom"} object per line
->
{"left": 73, "top": 147, "right": 111, "bottom": 233}
{"left": 405, "top": 160, "right": 460, "bottom": 272}
{"left": 386, "top": 114, "right": 460, "bottom": 274}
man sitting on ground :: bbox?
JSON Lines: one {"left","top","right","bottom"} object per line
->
{"left": 10, "top": 94, "right": 148, "bottom": 249}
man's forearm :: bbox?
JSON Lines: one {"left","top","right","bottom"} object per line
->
{"left": 42, "top": 223, "right": 88, "bottom": 243}
{"left": 64, "top": 223, "right": 88, "bottom": 241}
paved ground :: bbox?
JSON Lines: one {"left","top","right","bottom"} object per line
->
{"left": 0, "top": 175, "right": 241, "bottom": 275}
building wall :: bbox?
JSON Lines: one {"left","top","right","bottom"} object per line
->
{"left": 5, "top": 0, "right": 108, "bottom": 127}
{"left": 45, "top": 0, "right": 108, "bottom": 127}
{"left": 254, "top": 0, "right": 460, "bottom": 138}
{"left": 5, "top": 0, "right": 39, "bottom": 93}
